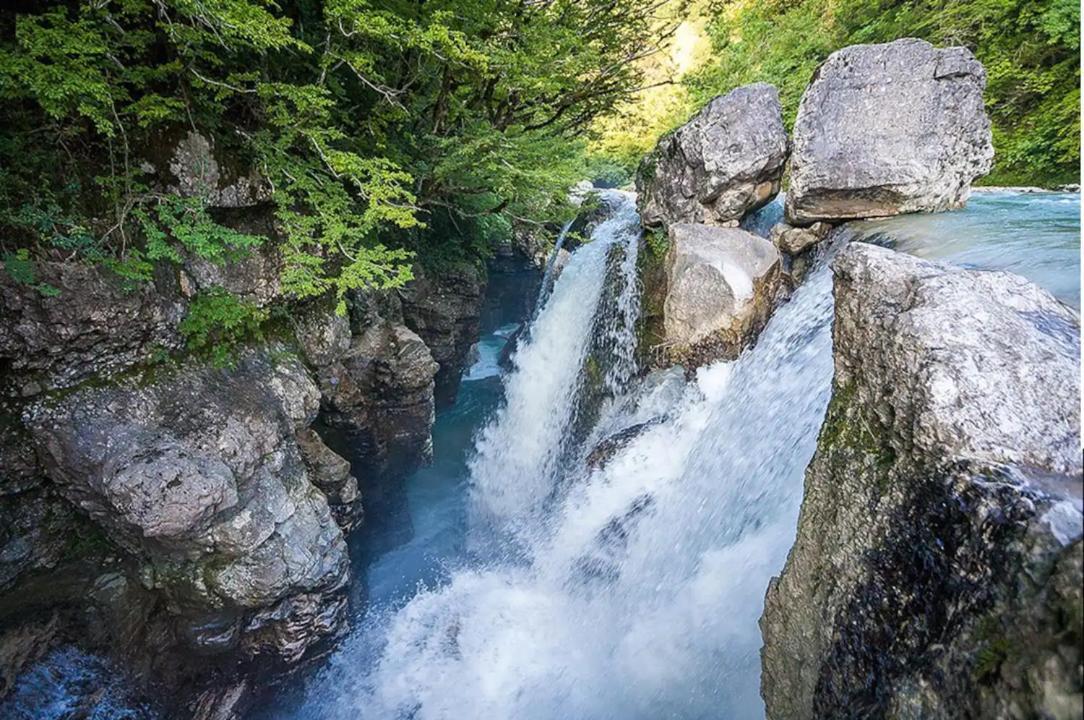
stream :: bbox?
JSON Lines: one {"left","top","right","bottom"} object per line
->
{"left": 4, "top": 190, "right": 1079, "bottom": 720}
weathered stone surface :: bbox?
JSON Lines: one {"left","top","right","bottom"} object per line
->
{"left": 786, "top": 39, "right": 994, "bottom": 225}
{"left": 0, "top": 613, "right": 60, "bottom": 697}
{"left": 769, "top": 222, "right": 832, "bottom": 257}
{"left": 165, "top": 131, "right": 271, "bottom": 208}
{"left": 294, "top": 297, "right": 439, "bottom": 481}
{"left": 24, "top": 350, "right": 349, "bottom": 664}
{"left": 297, "top": 428, "right": 359, "bottom": 531}
{"left": 637, "top": 83, "right": 788, "bottom": 228}
{"left": 761, "top": 243, "right": 1082, "bottom": 720}
{"left": 181, "top": 237, "right": 283, "bottom": 307}
{"left": 0, "top": 262, "right": 185, "bottom": 396}
{"left": 399, "top": 264, "right": 486, "bottom": 407}
{"left": 662, "top": 224, "right": 781, "bottom": 367}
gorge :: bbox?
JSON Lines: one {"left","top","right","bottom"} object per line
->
{"left": 0, "top": 16, "right": 1081, "bottom": 720}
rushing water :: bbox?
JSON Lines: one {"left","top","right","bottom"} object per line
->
{"left": 5, "top": 190, "right": 1079, "bottom": 719}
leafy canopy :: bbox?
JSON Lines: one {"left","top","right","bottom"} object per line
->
{"left": 0, "top": 0, "right": 679, "bottom": 320}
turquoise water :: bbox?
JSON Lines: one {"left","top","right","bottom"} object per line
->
{"left": 4, "top": 190, "right": 1079, "bottom": 719}
{"left": 853, "top": 191, "right": 1081, "bottom": 308}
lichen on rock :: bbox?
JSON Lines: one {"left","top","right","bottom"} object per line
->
{"left": 637, "top": 83, "right": 788, "bottom": 229}
{"left": 760, "top": 243, "right": 1082, "bottom": 720}
{"left": 786, "top": 39, "right": 994, "bottom": 225}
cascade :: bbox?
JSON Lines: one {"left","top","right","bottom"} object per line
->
{"left": 285, "top": 197, "right": 838, "bottom": 720}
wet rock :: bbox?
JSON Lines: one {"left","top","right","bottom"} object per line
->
{"left": 0, "top": 262, "right": 185, "bottom": 396}
{"left": 296, "top": 428, "right": 359, "bottom": 531}
{"left": 760, "top": 243, "right": 1082, "bottom": 720}
{"left": 786, "top": 39, "right": 994, "bottom": 225}
{"left": 24, "top": 350, "right": 349, "bottom": 666}
{"left": 399, "top": 264, "right": 486, "bottom": 407}
{"left": 662, "top": 224, "right": 781, "bottom": 368}
{"left": 0, "top": 613, "right": 60, "bottom": 696}
{"left": 585, "top": 420, "right": 661, "bottom": 471}
{"left": 769, "top": 222, "right": 832, "bottom": 257}
{"left": 637, "top": 83, "right": 788, "bottom": 229}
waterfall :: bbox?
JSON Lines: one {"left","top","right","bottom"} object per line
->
{"left": 286, "top": 203, "right": 839, "bottom": 720}
{"left": 534, "top": 218, "right": 575, "bottom": 317}
{"left": 469, "top": 191, "right": 641, "bottom": 541}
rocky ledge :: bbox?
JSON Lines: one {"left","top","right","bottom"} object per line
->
{"left": 761, "top": 243, "right": 1082, "bottom": 719}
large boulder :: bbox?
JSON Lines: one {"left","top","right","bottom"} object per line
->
{"left": 761, "top": 244, "right": 1082, "bottom": 720}
{"left": 399, "top": 264, "right": 486, "bottom": 407}
{"left": 637, "top": 83, "right": 788, "bottom": 229}
{"left": 24, "top": 350, "right": 349, "bottom": 665}
{"left": 662, "top": 224, "right": 781, "bottom": 367}
{"left": 786, "top": 39, "right": 994, "bottom": 225}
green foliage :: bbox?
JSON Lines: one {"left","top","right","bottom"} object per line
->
{"left": 1, "top": 248, "right": 60, "bottom": 297}
{"left": 136, "top": 196, "right": 263, "bottom": 265}
{"left": 646, "top": 228, "right": 670, "bottom": 259}
{"left": 690, "top": 0, "right": 1081, "bottom": 186}
{"left": 0, "top": 0, "right": 676, "bottom": 312}
{"left": 179, "top": 288, "right": 269, "bottom": 366}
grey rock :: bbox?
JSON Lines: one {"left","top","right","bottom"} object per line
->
{"left": 760, "top": 243, "right": 1082, "bottom": 720}
{"left": 166, "top": 131, "right": 271, "bottom": 208}
{"left": 0, "top": 262, "right": 185, "bottom": 396}
{"left": 182, "top": 242, "right": 283, "bottom": 307}
{"left": 296, "top": 297, "right": 438, "bottom": 481}
{"left": 317, "top": 319, "right": 439, "bottom": 479}
{"left": 769, "top": 222, "right": 832, "bottom": 256}
{"left": 787, "top": 39, "right": 994, "bottom": 224}
{"left": 296, "top": 428, "right": 359, "bottom": 531}
{"left": 662, "top": 224, "right": 782, "bottom": 367}
{"left": 399, "top": 264, "right": 486, "bottom": 407}
{"left": 637, "top": 83, "right": 788, "bottom": 228}
{"left": 24, "top": 350, "right": 349, "bottom": 664}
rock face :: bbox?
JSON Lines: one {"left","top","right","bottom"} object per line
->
{"left": 786, "top": 39, "right": 994, "bottom": 225}
{"left": 761, "top": 244, "right": 1082, "bottom": 720}
{"left": 637, "top": 83, "right": 788, "bottom": 229}
{"left": 162, "top": 131, "right": 271, "bottom": 209}
{"left": 297, "top": 298, "right": 439, "bottom": 480}
{"left": 399, "top": 264, "right": 486, "bottom": 407}
{"left": 662, "top": 224, "right": 781, "bottom": 367}
{"left": 0, "top": 263, "right": 185, "bottom": 397}
{"left": 24, "top": 350, "right": 349, "bottom": 666}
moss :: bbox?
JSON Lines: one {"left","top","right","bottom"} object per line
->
{"left": 634, "top": 231, "right": 670, "bottom": 368}
{"left": 818, "top": 380, "right": 897, "bottom": 491}
{"left": 64, "top": 520, "right": 114, "bottom": 560}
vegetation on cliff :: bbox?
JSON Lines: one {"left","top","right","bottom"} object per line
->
{"left": 592, "top": 0, "right": 1080, "bottom": 187}
{"left": 0, "top": 0, "right": 680, "bottom": 315}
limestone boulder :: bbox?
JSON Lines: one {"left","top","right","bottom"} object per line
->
{"left": 25, "top": 350, "right": 349, "bottom": 663}
{"left": 662, "top": 224, "right": 782, "bottom": 367}
{"left": 760, "top": 243, "right": 1082, "bottom": 720}
{"left": 637, "top": 83, "right": 788, "bottom": 228}
{"left": 786, "top": 39, "right": 994, "bottom": 224}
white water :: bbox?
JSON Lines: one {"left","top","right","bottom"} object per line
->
{"left": 9, "top": 191, "right": 1078, "bottom": 720}
{"left": 469, "top": 193, "right": 641, "bottom": 539}
{"left": 285, "top": 198, "right": 838, "bottom": 720}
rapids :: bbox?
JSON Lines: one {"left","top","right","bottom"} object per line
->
{"left": 4, "top": 190, "right": 1079, "bottom": 720}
